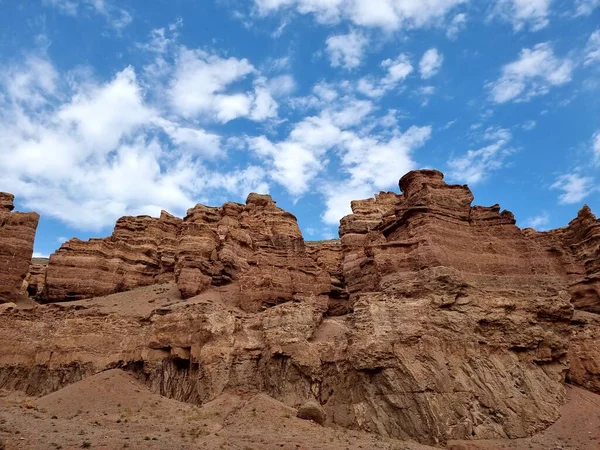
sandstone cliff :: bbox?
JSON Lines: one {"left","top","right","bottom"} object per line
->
{"left": 175, "top": 193, "right": 331, "bottom": 312}
{"left": 43, "top": 211, "right": 181, "bottom": 301}
{"left": 0, "top": 192, "right": 39, "bottom": 303}
{"left": 523, "top": 205, "right": 600, "bottom": 396}
{"left": 2, "top": 171, "right": 592, "bottom": 446}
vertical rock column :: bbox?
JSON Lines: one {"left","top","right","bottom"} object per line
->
{"left": 0, "top": 193, "right": 40, "bottom": 303}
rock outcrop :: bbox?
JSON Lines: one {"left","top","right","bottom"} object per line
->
{"left": 0, "top": 170, "right": 587, "bottom": 446}
{"left": 0, "top": 193, "right": 39, "bottom": 303}
{"left": 25, "top": 258, "right": 48, "bottom": 299}
{"left": 175, "top": 194, "right": 331, "bottom": 312}
{"left": 523, "top": 205, "right": 600, "bottom": 394}
{"left": 43, "top": 211, "right": 181, "bottom": 301}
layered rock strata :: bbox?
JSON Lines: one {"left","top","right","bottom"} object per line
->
{"left": 175, "top": 193, "right": 331, "bottom": 312}
{"left": 0, "top": 193, "right": 39, "bottom": 303}
{"left": 523, "top": 205, "right": 600, "bottom": 393}
{"left": 0, "top": 171, "right": 584, "bottom": 446}
{"left": 43, "top": 211, "right": 181, "bottom": 301}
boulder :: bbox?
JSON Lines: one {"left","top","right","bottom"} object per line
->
{"left": 296, "top": 400, "right": 326, "bottom": 425}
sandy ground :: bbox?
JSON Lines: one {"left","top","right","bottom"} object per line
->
{"left": 447, "top": 385, "right": 600, "bottom": 450}
{"left": 1, "top": 369, "right": 599, "bottom": 450}
{"left": 0, "top": 369, "right": 434, "bottom": 450}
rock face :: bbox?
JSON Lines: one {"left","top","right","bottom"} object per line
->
{"left": 0, "top": 193, "right": 39, "bottom": 303}
{"left": 43, "top": 211, "right": 181, "bottom": 301}
{"left": 175, "top": 193, "right": 331, "bottom": 312}
{"left": 25, "top": 258, "right": 48, "bottom": 299}
{"left": 523, "top": 205, "right": 600, "bottom": 394}
{"left": 0, "top": 170, "right": 588, "bottom": 446}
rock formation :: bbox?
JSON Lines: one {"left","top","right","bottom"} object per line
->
{"left": 175, "top": 193, "right": 331, "bottom": 312}
{"left": 0, "top": 192, "right": 39, "bottom": 303}
{"left": 2, "top": 170, "right": 593, "bottom": 446}
{"left": 25, "top": 258, "right": 48, "bottom": 299}
{"left": 523, "top": 205, "right": 600, "bottom": 394}
{"left": 43, "top": 211, "right": 181, "bottom": 301}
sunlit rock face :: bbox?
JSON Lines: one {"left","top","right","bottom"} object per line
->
{"left": 5, "top": 170, "right": 600, "bottom": 445}
{"left": 43, "top": 211, "right": 182, "bottom": 301}
{"left": 0, "top": 192, "right": 39, "bottom": 303}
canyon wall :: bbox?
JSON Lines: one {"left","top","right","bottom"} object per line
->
{"left": 0, "top": 192, "right": 39, "bottom": 303}
{"left": 43, "top": 211, "right": 181, "bottom": 301}
{"left": 4, "top": 171, "right": 596, "bottom": 446}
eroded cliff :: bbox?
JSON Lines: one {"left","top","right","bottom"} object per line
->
{"left": 0, "top": 192, "right": 39, "bottom": 303}
{"left": 4, "top": 171, "right": 598, "bottom": 446}
{"left": 43, "top": 211, "right": 181, "bottom": 301}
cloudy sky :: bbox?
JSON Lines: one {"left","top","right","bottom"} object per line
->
{"left": 0, "top": 0, "right": 599, "bottom": 256}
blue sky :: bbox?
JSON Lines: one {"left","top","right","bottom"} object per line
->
{"left": 0, "top": 0, "right": 599, "bottom": 257}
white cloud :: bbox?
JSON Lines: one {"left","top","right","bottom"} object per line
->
{"left": 447, "top": 127, "right": 513, "bottom": 184}
{"left": 2, "top": 56, "right": 58, "bottom": 108}
{"left": 447, "top": 13, "right": 467, "bottom": 39}
{"left": 357, "top": 53, "right": 413, "bottom": 98}
{"left": 551, "top": 173, "right": 595, "bottom": 204}
{"left": 43, "top": 0, "right": 132, "bottom": 30}
{"left": 322, "top": 125, "right": 431, "bottom": 224}
{"left": 575, "top": 0, "right": 600, "bottom": 16}
{"left": 326, "top": 30, "right": 369, "bottom": 69}
{"left": 523, "top": 212, "right": 550, "bottom": 230}
{"left": 488, "top": 42, "right": 573, "bottom": 103}
{"left": 168, "top": 48, "right": 256, "bottom": 122}
{"left": 419, "top": 48, "right": 444, "bottom": 79}
{"left": 584, "top": 30, "right": 600, "bottom": 66}
{"left": 522, "top": 120, "right": 537, "bottom": 131}
{"left": 0, "top": 48, "right": 275, "bottom": 231}
{"left": 593, "top": 131, "right": 600, "bottom": 164}
{"left": 32, "top": 252, "right": 49, "bottom": 259}
{"left": 491, "top": 0, "right": 551, "bottom": 32}
{"left": 253, "top": 0, "right": 467, "bottom": 32}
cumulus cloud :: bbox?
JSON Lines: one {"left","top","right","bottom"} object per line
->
{"left": 488, "top": 42, "right": 573, "bottom": 103}
{"left": 419, "top": 48, "right": 444, "bottom": 79}
{"left": 523, "top": 212, "right": 550, "bottom": 230}
{"left": 490, "top": 0, "right": 551, "bottom": 32}
{"left": 584, "top": 29, "right": 600, "bottom": 66}
{"left": 551, "top": 173, "right": 595, "bottom": 204}
{"left": 575, "top": 0, "right": 600, "bottom": 16}
{"left": 447, "top": 127, "right": 513, "bottom": 184}
{"left": 247, "top": 80, "right": 431, "bottom": 223}
{"left": 326, "top": 30, "right": 369, "bottom": 70}
{"left": 253, "top": 0, "right": 467, "bottom": 32}
{"left": 446, "top": 13, "right": 467, "bottom": 39}
{"left": 593, "top": 131, "right": 600, "bottom": 164}
{"left": 43, "top": 0, "right": 132, "bottom": 30}
{"left": 0, "top": 35, "right": 290, "bottom": 230}
{"left": 357, "top": 53, "right": 413, "bottom": 98}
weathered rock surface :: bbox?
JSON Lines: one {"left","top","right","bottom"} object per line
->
{"left": 43, "top": 211, "right": 181, "bottom": 301}
{"left": 523, "top": 205, "right": 600, "bottom": 393}
{"left": 24, "top": 258, "right": 48, "bottom": 299}
{"left": 0, "top": 192, "right": 39, "bottom": 303}
{"left": 1, "top": 170, "right": 591, "bottom": 446}
{"left": 175, "top": 193, "right": 331, "bottom": 312}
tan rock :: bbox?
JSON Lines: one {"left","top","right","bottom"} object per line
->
{"left": 43, "top": 211, "right": 182, "bottom": 301}
{"left": 176, "top": 194, "right": 330, "bottom": 312}
{"left": 297, "top": 400, "right": 326, "bottom": 425}
{"left": 0, "top": 193, "right": 40, "bottom": 303}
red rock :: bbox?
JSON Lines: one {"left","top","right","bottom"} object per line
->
{"left": 0, "top": 193, "right": 39, "bottom": 303}
{"left": 43, "top": 211, "right": 181, "bottom": 301}
{"left": 3, "top": 170, "right": 600, "bottom": 446}
{"left": 176, "top": 193, "right": 331, "bottom": 312}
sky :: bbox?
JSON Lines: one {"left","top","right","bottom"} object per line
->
{"left": 0, "top": 0, "right": 599, "bottom": 257}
